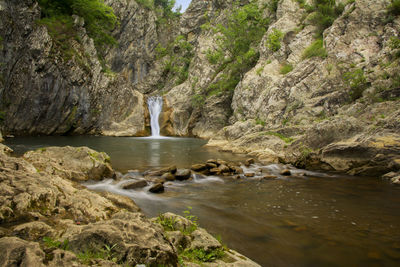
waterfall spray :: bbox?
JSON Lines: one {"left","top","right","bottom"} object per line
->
{"left": 147, "top": 96, "right": 163, "bottom": 137}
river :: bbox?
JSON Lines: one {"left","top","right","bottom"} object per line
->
{"left": 5, "top": 136, "right": 400, "bottom": 266}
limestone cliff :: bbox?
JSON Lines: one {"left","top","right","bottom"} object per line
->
{"left": 156, "top": 0, "right": 400, "bottom": 177}
{"left": 0, "top": 0, "right": 150, "bottom": 136}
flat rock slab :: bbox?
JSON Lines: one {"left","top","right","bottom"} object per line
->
{"left": 122, "top": 180, "right": 148, "bottom": 190}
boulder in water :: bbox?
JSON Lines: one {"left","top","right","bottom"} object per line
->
{"left": 191, "top": 164, "right": 208, "bottom": 172}
{"left": 161, "top": 172, "right": 175, "bottom": 182}
{"left": 175, "top": 169, "right": 191, "bottom": 181}
{"left": 245, "top": 172, "right": 255, "bottom": 177}
{"left": 206, "top": 162, "right": 218, "bottom": 169}
{"left": 122, "top": 180, "right": 148, "bottom": 190}
{"left": 149, "top": 183, "right": 164, "bottom": 193}
{"left": 280, "top": 169, "right": 292, "bottom": 176}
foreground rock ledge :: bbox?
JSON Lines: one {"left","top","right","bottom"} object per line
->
{"left": 0, "top": 144, "right": 259, "bottom": 266}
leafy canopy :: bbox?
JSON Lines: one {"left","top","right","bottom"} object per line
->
{"left": 205, "top": 1, "right": 269, "bottom": 94}
{"left": 38, "top": 0, "right": 118, "bottom": 51}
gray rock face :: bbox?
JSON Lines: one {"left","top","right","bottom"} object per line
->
{"left": 0, "top": 0, "right": 148, "bottom": 136}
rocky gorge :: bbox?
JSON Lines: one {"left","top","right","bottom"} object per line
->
{"left": 0, "top": 0, "right": 400, "bottom": 265}
{"left": 1, "top": 0, "right": 399, "bottom": 179}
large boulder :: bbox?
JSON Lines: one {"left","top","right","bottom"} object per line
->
{"left": 23, "top": 146, "right": 114, "bottom": 182}
{"left": 62, "top": 211, "right": 177, "bottom": 266}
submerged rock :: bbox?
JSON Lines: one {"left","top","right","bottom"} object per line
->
{"left": 175, "top": 169, "right": 192, "bottom": 181}
{"left": 191, "top": 164, "right": 208, "bottom": 172}
{"left": 161, "top": 172, "right": 176, "bottom": 182}
{"left": 149, "top": 183, "right": 165, "bottom": 193}
{"left": 122, "top": 179, "right": 148, "bottom": 190}
{"left": 280, "top": 169, "right": 292, "bottom": 176}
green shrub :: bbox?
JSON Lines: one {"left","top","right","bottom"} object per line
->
{"left": 255, "top": 118, "right": 266, "bottom": 126}
{"left": 280, "top": 63, "right": 293, "bottom": 74}
{"left": 181, "top": 248, "right": 225, "bottom": 263}
{"left": 389, "top": 36, "right": 400, "bottom": 58}
{"left": 302, "top": 38, "right": 327, "bottom": 59}
{"left": 204, "top": 2, "right": 269, "bottom": 94}
{"left": 266, "top": 28, "right": 283, "bottom": 52}
{"left": 267, "top": 0, "right": 280, "bottom": 13}
{"left": 136, "top": 0, "right": 154, "bottom": 9}
{"left": 38, "top": 0, "right": 118, "bottom": 53}
{"left": 306, "top": 0, "right": 345, "bottom": 37}
{"left": 387, "top": 0, "right": 400, "bottom": 16}
{"left": 343, "top": 68, "right": 368, "bottom": 100}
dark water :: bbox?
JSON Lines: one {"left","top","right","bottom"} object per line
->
{"left": 5, "top": 136, "right": 400, "bottom": 266}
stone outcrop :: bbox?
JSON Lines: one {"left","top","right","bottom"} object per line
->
{"left": 0, "top": 144, "right": 261, "bottom": 265}
{"left": 154, "top": 213, "right": 261, "bottom": 267}
{"left": 0, "top": 0, "right": 150, "bottom": 136}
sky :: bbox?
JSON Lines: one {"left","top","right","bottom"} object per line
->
{"left": 174, "top": 0, "right": 192, "bottom": 12}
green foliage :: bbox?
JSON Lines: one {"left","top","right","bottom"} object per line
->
{"left": 280, "top": 63, "right": 293, "bottom": 74}
{"left": 156, "top": 214, "right": 177, "bottom": 231}
{"left": 191, "top": 94, "right": 206, "bottom": 107}
{"left": 302, "top": 38, "right": 327, "bottom": 59}
{"left": 389, "top": 36, "right": 400, "bottom": 59}
{"left": 181, "top": 248, "right": 225, "bottom": 263}
{"left": 266, "top": 28, "right": 283, "bottom": 52}
{"left": 182, "top": 206, "right": 198, "bottom": 234}
{"left": 255, "top": 118, "right": 266, "bottom": 126}
{"left": 343, "top": 68, "right": 368, "bottom": 101}
{"left": 267, "top": 0, "right": 280, "bottom": 13}
{"left": 306, "top": 0, "right": 345, "bottom": 37}
{"left": 136, "top": 0, "right": 154, "bottom": 9}
{"left": 37, "top": 0, "right": 118, "bottom": 53}
{"left": 76, "top": 244, "right": 118, "bottom": 264}
{"left": 0, "top": 111, "right": 5, "bottom": 122}
{"left": 387, "top": 0, "right": 400, "bottom": 16}
{"left": 158, "top": 35, "right": 194, "bottom": 85}
{"left": 43, "top": 237, "right": 69, "bottom": 250}
{"left": 261, "top": 131, "right": 294, "bottom": 143}
{"left": 204, "top": 2, "right": 269, "bottom": 95}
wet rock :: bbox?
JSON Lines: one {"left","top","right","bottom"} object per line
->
{"left": 280, "top": 169, "right": 292, "bottom": 176}
{"left": 245, "top": 158, "right": 255, "bottom": 166}
{"left": 231, "top": 166, "right": 244, "bottom": 174}
{"left": 261, "top": 175, "right": 277, "bottom": 180}
{"left": 191, "top": 164, "right": 208, "bottom": 172}
{"left": 149, "top": 183, "right": 164, "bottom": 193}
{"left": 161, "top": 172, "right": 175, "bottom": 182}
{"left": 245, "top": 173, "right": 255, "bottom": 177}
{"left": 391, "top": 176, "right": 400, "bottom": 185}
{"left": 23, "top": 146, "right": 114, "bottom": 182}
{"left": 209, "top": 168, "right": 222, "bottom": 175}
{"left": 166, "top": 165, "right": 177, "bottom": 174}
{"left": 175, "top": 169, "right": 191, "bottom": 181}
{"left": 206, "top": 162, "right": 218, "bottom": 169}
{"left": 122, "top": 180, "right": 148, "bottom": 190}
{"left": 218, "top": 164, "right": 230, "bottom": 173}
{"left": 206, "top": 159, "right": 219, "bottom": 165}
{"left": 382, "top": 172, "right": 398, "bottom": 180}
{"left": 216, "top": 159, "right": 228, "bottom": 166}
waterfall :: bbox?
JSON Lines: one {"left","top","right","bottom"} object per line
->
{"left": 147, "top": 96, "right": 163, "bottom": 137}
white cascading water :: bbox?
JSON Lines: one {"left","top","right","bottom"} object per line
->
{"left": 147, "top": 96, "right": 163, "bottom": 137}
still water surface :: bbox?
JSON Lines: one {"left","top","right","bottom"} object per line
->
{"left": 5, "top": 136, "right": 400, "bottom": 266}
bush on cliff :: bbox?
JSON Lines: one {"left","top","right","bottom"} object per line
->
{"left": 204, "top": 1, "right": 269, "bottom": 94}
{"left": 37, "top": 0, "right": 118, "bottom": 53}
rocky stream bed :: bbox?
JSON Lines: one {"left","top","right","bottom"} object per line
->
{"left": 0, "top": 144, "right": 261, "bottom": 266}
